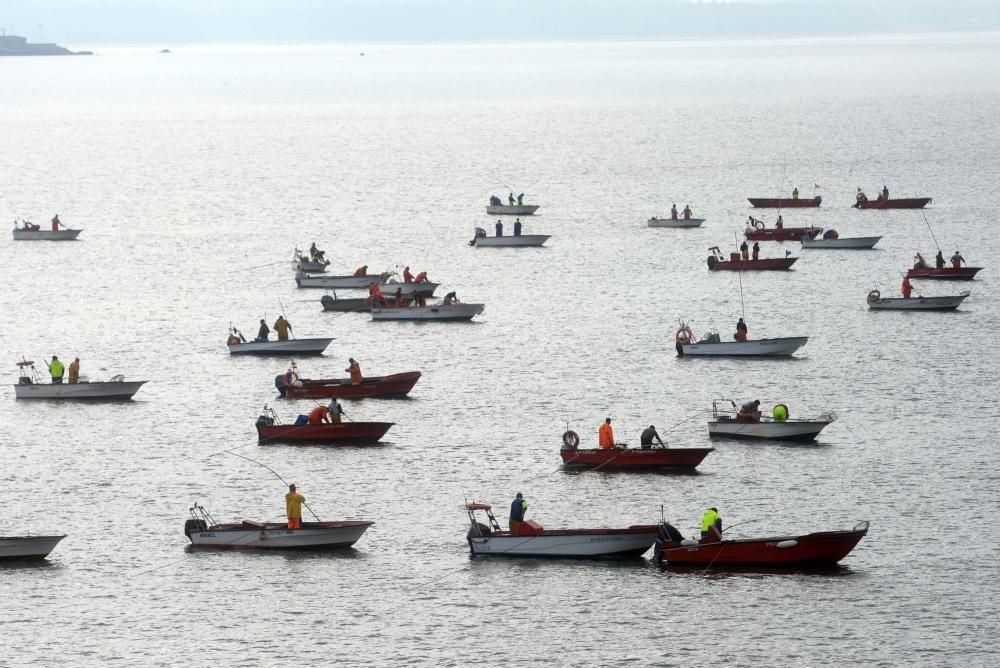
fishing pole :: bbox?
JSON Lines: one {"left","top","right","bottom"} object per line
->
{"left": 223, "top": 450, "right": 320, "bottom": 521}
{"left": 921, "top": 211, "right": 942, "bottom": 252}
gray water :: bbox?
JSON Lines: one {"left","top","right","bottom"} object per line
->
{"left": 2, "top": 35, "right": 1000, "bottom": 667}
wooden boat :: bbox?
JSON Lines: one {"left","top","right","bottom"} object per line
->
{"left": 653, "top": 520, "right": 869, "bottom": 567}
{"left": 854, "top": 197, "right": 931, "bottom": 209}
{"left": 801, "top": 235, "right": 881, "bottom": 249}
{"left": 255, "top": 407, "right": 392, "bottom": 443}
{"left": 866, "top": 289, "right": 969, "bottom": 311}
{"left": 470, "top": 230, "right": 549, "bottom": 247}
{"left": 0, "top": 535, "right": 66, "bottom": 561}
{"left": 277, "top": 369, "right": 421, "bottom": 399}
{"left": 227, "top": 331, "right": 332, "bottom": 356}
{"left": 185, "top": 503, "right": 371, "bottom": 550}
{"left": 560, "top": 439, "right": 712, "bottom": 471}
{"left": 748, "top": 196, "right": 821, "bottom": 208}
{"left": 906, "top": 266, "right": 981, "bottom": 280}
{"left": 371, "top": 303, "right": 484, "bottom": 321}
{"left": 708, "top": 252, "right": 797, "bottom": 271}
{"left": 13, "top": 360, "right": 146, "bottom": 399}
{"left": 675, "top": 324, "right": 807, "bottom": 358}
{"left": 745, "top": 223, "right": 820, "bottom": 242}
{"left": 648, "top": 217, "right": 705, "bottom": 228}
{"left": 465, "top": 503, "right": 658, "bottom": 558}
{"left": 486, "top": 204, "right": 539, "bottom": 216}
{"left": 707, "top": 400, "right": 834, "bottom": 442}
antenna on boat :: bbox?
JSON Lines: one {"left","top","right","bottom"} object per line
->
{"left": 921, "top": 211, "right": 942, "bottom": 252}
{"left": 737, "top": 268, "right": 746, "bottom": 323}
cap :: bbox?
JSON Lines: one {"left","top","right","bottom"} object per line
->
{"left": 289, "top": 484, "right": 296, "bottom": 491}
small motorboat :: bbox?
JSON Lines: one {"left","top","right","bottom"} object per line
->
{"left": 485, "top": 204, "right": 540, "bottom": 216}
{"left": 185, "top": 503, "right": 372, "bottom": 550}
{"left": 745, "top": 221, "right": 820, "bottom": 242}
{"left": 707, "top": 400, "right": 834, "bottom": 442}
{"left": 12, "top": 224, "right": 82, "bottom": 241}
{"left": 370, "top": 302, "right": 484, "bottom": 322}
{"left": 297, "top": 272, "right": 439, "bottom": 297}
{"left": 674, "top": 323, "right": 807, "bottom": 358}
{"left": 13, "top": 359, "right": 147, "bottom": 400}
{"left": 906, "top": 266, "right": 982, "bottom": 280}
{"left": 653, "top": 520, "right": 869, "bottom": 568}
{"left": 465, "top": 502, "right": 659, "bottom": 558}
{"left": 854, "top": 196, "right": 931, "bottom": 209}
{"left": 707, "top": 248, "right": 797, "bottom": 271}
{"left": 294, "top": 248, "right": 330, "bottom": 273}
{"left": 0, "top": 535, "right": 66, "bottom": 561}
{"left": 801, "top": 234, "right": 881, "bottom": 249}
{"left": 559, "top": 430, "right": 712, "bottom": 470}
{"left": 866, "top": 289, "right": 970, "bottom": 311}
{"left": 255, "top": 405, "right": 392, "bottom": 443}
{"left": 227, "top": 329, "right": 333, "bottom": 356}
{"left": 647, "top": 217, "right": 705, "bottom": 228}
{"left": 320, "top": 295, "right": 374, "bottom": 312}
{"left": 747, "top": 196, "right": 821, "bottom": 208}
{"left": 470, "top": 227, "right": 549, "bottom": 247}
{"left": 276, "top": 365, "right": 421, "bottom": 399}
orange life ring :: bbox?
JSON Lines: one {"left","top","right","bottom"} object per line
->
{"left": 675, "top": 326, "right": 694, "bottom": 346}
{"left": 562, "top": 430, "right": 580, "bottom": 449}
{"left": 867, "top": 289, "right": 880, "bottom": 303}
{"left": 753, "top": 220, "right": 765, "bottom": 230}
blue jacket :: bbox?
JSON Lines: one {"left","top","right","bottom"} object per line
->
{"left": 510, "top": 498, "right": 527, "bottom": 522}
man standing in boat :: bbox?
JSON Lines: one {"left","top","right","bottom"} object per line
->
{"left": 882, "top": 185, "right": 890, "bottom": 201}
{"left": 513, "top": 218, "right": 522, "bottom": 236}
{"left": 640, "top": 425, "right": 664, "bottom": 449}
{"left": 791, "top": 187, "right": 799, "bottom": 200}
{"left": 508, "top": 192, "right": 515, "bottom": 206}
{"left": 495, "top": 220, "right": 503, "bottom": 237}
{"left": 682, "top": 205, "right": 692, "bottom": 220}
{"left": 346, "top": 358, "right": 363, "bottom": 385}
{"left": 327, "top": 398, "right": 345, "bottom": 424}
{"left": 598, "top": 417, "right": 615, "bottom": 449}
{"left": 751, "top": 241, "right": 760, "bottom": 261}
{"left": 68, "top": 357, "right": 80, "bottom": 384}
{"left": 735, "top": 318, "right": 748, "bottom": 341}
{"left": 935, "top": 250, "right": 946, "bottom": 268}
{"left": 740, "top": 240, "right": 750, "bottom": 260}
{"left": 403, "top": 266, "right": 414, "bottom": 283}
{"left": 47, "top": 355, "right": 65, "bottom": 384}
{"left": 902, "top": 275, "right": 913, "bottom": 299}
{"left": 517, "top": 193, "right": 524, "bottom": 206}
{"left": 256, "top": 319, "right": 270, "bottom": 342}
{"left": 286, "top": 484, "right": 305, "bottom": 530}
{"left": 671, "top": 204, "right": 679, "bottom": 220}
{"left": 700, "top": 507, "right": 722, "bottom": 542}
{"left": 51, "top": 214, "right": 62, "bottom": 230}
{"left": 273, "top": 315, "right": 292, "bottom": 341}
{"left": 509, "top": 493, "right": 528, "bottom": 536}
{"left": 951, "top": 251, "right": 965, "bottom": 268}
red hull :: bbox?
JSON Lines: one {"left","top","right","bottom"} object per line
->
{"left": 710, "top": 257, "right": 797, "bottom": 271}
{"left": 659, "top": 525, "right": 868, "bottom": 567}
{"left": 256, "top": 422, "right": 393, "bottom": 443}
{"left": 745, "top": 227, "right": 820, "bottom": 242}
{"left": 855, "top": 197, "right": 931, "bottom": 209}
{"left": 560, "top": 447, "right": 713, "bottom": 470}
{"left": 906, "top": 266, "right": 981, "bottom": 281}
{"left": 284, "top": 372, "right": 421, "bottom": 399}
{"left": 748, "top": 197, "right": 821, "bottom": 208}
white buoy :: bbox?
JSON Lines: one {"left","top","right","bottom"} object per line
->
{"left": 776, "top": 539, "right": 798, "bottom": 549}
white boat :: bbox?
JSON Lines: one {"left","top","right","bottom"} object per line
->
{"left": 371, "top": 303, "right": 484, "bottom": 322}
{"left": 471, "top": 230, "right": 549, "bottom": 247}
{"left": 867, "top": 289, "right": 969, "bottom": 311}
{"left": 648, "top": 217, "right": 705, "bottom": 228}
{"left": 465, "top": 503, "right": 657, "bottom": 558}
{"left": 707, "top": 400, "right": 834, "bottom": 442}
{"left": 486, "top": 204, "right": 540, "bottom": 216}
{"left": 293, "top": 248, "right": 330, "bottom": 273}
{"left": 674, "top": 325, "right": 807, "bottom": 357}
{"left": 12, "top": 360, "right": 146, "bottom": 399}
{"left": 801, "top": 235, "right": 881, "bottom": 249}
{"left": 0, "top": 535, "right": 66, "bottom": 561}
{"left": 226, "top": 332, "right": 333, "bottom": 356}
{"left": 12, "top": 227, "right": 82, "bottom": 240}
{"left": 295, "top": 271, "right": 389, "bottom": 289}
{"left": 185, "top": 504, "right": 371, "bottom": 550}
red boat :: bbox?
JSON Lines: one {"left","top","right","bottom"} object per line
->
{"left": 748, "top": 196, "right": 821, "bottom": 208}
{"left": 277, "top": 371, "right": 421, "bottom": 399}
{"left": 906, "top": 266, "right": 981, "bottom": 280}
{"left": 745, "top": 225, "right": 820, "bottom": 242}
{"left": 654, "top": 520, "right": 869, "bottom": 568}
{"left": 708, "top": 250, "right": 797, "bottom": 271}
{"left": 255, "top": 408, "right": 392, "bottom": 443}
{"left": 854, "top": 197, "right": 931, "bottom": 209}
{"left": 560, "top": 444, "right": 713, "bottom": 471}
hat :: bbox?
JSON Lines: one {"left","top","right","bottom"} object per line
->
{"left": 289, "top": 484, "right": 296, "bottom": 491}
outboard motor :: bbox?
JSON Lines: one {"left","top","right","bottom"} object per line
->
{"left": 467, "top": 522, "right": 492, "bottom": 539}
{"left": 706, "top": 255, "right": 717, "bottom": 270}
{"left": 256, "top": 414, "right": 275, "bottom": 428}
{"left": 184, "top": 518, "right": 208, "bottom": 537}
{"left": 653, "top": 522, "right": 684, "bottom": 564}
{"left": 274, "top": 374, "right": 286, "bottom": 396}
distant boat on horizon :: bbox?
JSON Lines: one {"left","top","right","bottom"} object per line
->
{"left": 0, "top": 34, "right": 92, "bottom": 56}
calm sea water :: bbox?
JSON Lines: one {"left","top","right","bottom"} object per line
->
{"left": 2, "top": 35, "right": 1000, "bottom": 667}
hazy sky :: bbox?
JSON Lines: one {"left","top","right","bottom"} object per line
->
{"left": 2, "top": 0, "right": 999, "bottom": 44}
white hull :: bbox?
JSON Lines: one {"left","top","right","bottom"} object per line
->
{"left": 486, "top": 204, "right": 539, "bottom": 215}
{"left": 679, "top": 337, "right": 808, "bottom": 357}
{"left": 297, "top": 260, "right": 328, "bottom": 272}
{"left": 648, "top": 218, "right": 705, "bottom": 228}
{"left": 708, "top": 419, "right": 832, "bottom": 441}
{"left": 801, "top": 236, "right": 881, "bottom": 249}
{"left": 868, "top": 294, "right": 969, "bottom": 311}
{"left": 372, "top": 304, "right": 484, "bottom": 321}
{"left": 0, "top": 535, "right": 66, "bottom": 560}
{"left": 12, "top": 228, "right": 82, "bottom": 241}
{"left": 469, "top": 531, "right": 656, "bottom": 557}
{"left": 14, "top": 380, "right": 147, "bottom": 399}
{"left": 228, "top": 338, "right": 332, "bottom": 355}
{"left": 296, "top": 274, "right": 383, "bottom": 289}
{"left": 473, "top": 234, "right": 549, "bottom": 247}
{"left": 189, "top": 522, "right": 372, "bottom": 549}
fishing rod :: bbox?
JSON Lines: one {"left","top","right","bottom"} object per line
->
{"left": 921, "top": 211, "right": 942, "bottom": 252}
{"left": 223, "top": 450, "right": 320, "bottom": 521}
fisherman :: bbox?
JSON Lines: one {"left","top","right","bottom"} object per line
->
{"left": 353, "top": 265, "right": 368, "bottom": 277}
{"left": 394, "top": 287, "right": 408, "bottom": 307}
{"left": 856, "top": 188, "right": 868, "bottom": 204}
{"left": 882, "top": 185, "right": 890, "bottom": 201}
{"left": 256, "top": 319, "right": 270, "bottom": 342}
{"left": 51, "top": 214, "right": 62, "bottom": 230}
{"left": 327, "top": 398, "right": 345, "bottom": 424}
{"left": 935, "top": 250, "right": 945, "bottom": 269}
{"left": 776, "top": 214, "right": 784, "bottom": 228}
{"left": 508, "top": 192, "right": 515, "bottom": 206}
{"left": 68, "top": 357, "right": 80, "bottom": 384}
{"left": 735, "top": 317, "right": 748, "bottom": 342}
{"left": 47, "top": 355, "right": 65, "bottom": 384}
{"left": 509, "top": 492, "right": 528, "bottom": 536}
{"left": 598, "top": 417, "right": 615, "bottom": 449}
{"left": 951, "top": 251, "right": 965, "bottom": 268}
{"left": 738, "top": 399, "right": 761, "bottom": 421}
{"left": 403, "top": 266, "right": 414, "bottom": 283}
{"left": 700, "top": 507, "right": 722, "bottom": 542}
{"left": 671, "top": 204, "right": 679, "bottom": 220}
{"left": 682, "top": 205, "right": 692, "bottom": 220}
{"left": 309, "top": 242, "right": 325, "bottom": 262}
{"left": 443, "top": 291, "right": 459, "bottom": 305}
{"left": 415, "top": 271, "right": 429, "bottom": 283}
{"left": 273, "top": 315, "right": 292, "bottom": 341}
{"left": 513, "top": 218, "right": 522, "bottom": 236}
{"left": 902, "top": 275, "right": 913, "bottom": 299}
{"left": 913, "top": 252, "right": 927, "bottom": 270}
{"left": 308, "top": 403, "right": 330, "bottom": 424}
{"left": 285, "top": 484, "right": 305, "bottom": 529}
{"left": 345, "top": 358, "right": 363, "bottom": 385}
{"left": 495, "top": 220, "right": 503, "bottom": 237}
{"left": 773, "top": 403, "right": 789, "bottom": 423}
{"left": 751, "top": 241, "right": 760, "bottom": 261}
{"left": 791, "top": 187, "right": 799, "bottom": 200}
{"left": 367, "top": 282, "right": 385, "bottom": 306}
{"left": 490, "top": 195, "right": 501, "bottom": 206}
{"left": 517, "top": 193, "right": 524, "bottom": 206}
{"left": 740, "top": 240, "right": 750, "bottom": 261}
{"left": 640, "top": 425, "right": 664, "bottom": 448}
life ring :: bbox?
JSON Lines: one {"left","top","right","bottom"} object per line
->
{"left": 867, "top": 289, "right": 880, "bottom": 303}
{"left": 284, "top": 371, "right": 299, "bottom": 385}
{"left": 562, "top": 430, "right": 580, "bottom": 449}
{"left": 753, "top": 220, "right": 765, "bottom": 230}
{"left": 675, "top": 326, "right": 694, "bottom": 346}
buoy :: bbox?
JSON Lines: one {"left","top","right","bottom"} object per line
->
{"left": 776, "top": 539, "right": 798, "bottom": 549}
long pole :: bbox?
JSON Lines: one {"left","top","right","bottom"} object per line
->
{"left": 921, "top": 212, "right": 942, "bottom": 252}
{"left": 224, "top": 451, "right": 320, "bottom": 521}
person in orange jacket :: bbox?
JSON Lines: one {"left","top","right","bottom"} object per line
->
{"left": 598, "top": 417, "right": 615, "bottom": 449}
{"left": 346, "top": 358, "right": 362, "bottom": 385}
{"left": 353, "top": 265, "right": 368, "bottom": 277}
{"left": 902, "top": 275, "right": 913, "bottom": 299}
{"left": 414, "top": 271, "right": 428, "bottom": 283}
{"left": 308, "top": 404, "right": 330, "bottom": 424}
{"left": 403, "top": 266, "right": 414, "bottom": 283}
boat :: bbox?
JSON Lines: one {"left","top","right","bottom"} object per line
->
{"left": 276, "top": 365, "right": 421, "bottom": 399}
{"left": 185, "top": 503, "right": 372, "bottom": 550}
{"left": 13, "top": 359, "right": 147, "bottom": 400}
{"left": 485, "top": 204, "right": 540, "bottom": 216}
{"left": 0, "top": 535, "right": 66, "bottom": 561}
{"left": 227, "top": 330, "right": 332, "bottom": 356}
{"left": 801, "top": 235, "right": 881, "bottom": 249}
{"left": 297, "top": 272, "right": 439, "bottom": 297}
{"left": 293, "top": 248, "right": 330, "bottom": 273}
{"left": 906, "top": 266, "right": 981, "bottom": 281}
{"left": 371, "top": 302, "right": 484, "bottom": 322}
{"left": 470, "top": 228, "right": 549, "bottom": 247}
{"left": 647, "top": 217, "right": 705, "bottom": 228}
{"left": 707, "top": 247, "right": 797, "bottom": 271}
{"left": 559, "top": 430, "right": 712, "bottom": 470}
{"left": 255, "top": 406, "right": 393, "bottom": 443}
{"left": 12, "top": 220, "right": 82, "bottom": 241}
{"left": 320, "top": 295, "right": 376, "bottom": 312}
{"left": 465, "top": 502, "right": 658, "bottom": 558}
{"left": 674, "top": 323, "right": 807, "bottom": 357}
{"left": 854, "top": 196, "right": 931, "bottom": 209}
{"left": 707, "top": 399, "right": 834, "bottom": 442}
{"left": 653, "top": 520, "right": 869, "bottom": 568}
{"left": 744, "top": 221, "right": 820, "bottom": 242}
{"left": 748, "top": 196, "right": 821, "bottom": 208}
{"left": 866, "top": 289, "right": 969, "bottom": 311}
